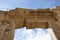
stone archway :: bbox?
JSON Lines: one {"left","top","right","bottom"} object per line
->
{"left": 0, "top": 6, "right": 60, "bottom": 40}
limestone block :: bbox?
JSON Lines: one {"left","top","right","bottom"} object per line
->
{"left": 26, "top": 20, "right": 37, "bottom": 29}
{"left": 7, "top": 11, "right": 25, "bottom": 29}
{"left": 37, "top": 22, "right": 48, "bottom": 28}
{"left": 53, "top": 10, "right": 60, "bottom": 13}
{"left": 56, "top": 13, "right": 60, "bottom": 17}
{"left": 37, "top": 13, "right": 52, "bottom": 18}
{"left": 27, "top": 11, "right": 36, "bottom": 17}
{"left": 26, "top": 12, "right": 37, "bottom": 20}
{"left": 15, "top": 20, "right": 25, "bottom": 29}
{"left": 0, "top": 13, "right": 5, "bottom": 21}
{"left": 26, "top": 16, "right": 36, "bottom": 21}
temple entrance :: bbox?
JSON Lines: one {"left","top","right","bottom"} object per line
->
{"left": 14, "top": 27, "right": 51, "bottom": 40}
{"left": 0, "top": 6, "right": 60, "bottom": 40}
{"left": 14, "top": 22, "right": 57, "bottom": 40}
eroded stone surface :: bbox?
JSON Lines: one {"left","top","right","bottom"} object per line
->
{"left": 0, "top": 6, "right": 60, "bottom": 40}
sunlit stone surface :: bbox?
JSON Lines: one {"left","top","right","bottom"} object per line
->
{"left": 14, "top": 27, "right": 51, "bottom": 40}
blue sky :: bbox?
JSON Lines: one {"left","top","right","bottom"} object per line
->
{"left": 0, "top": 0, "right": 60, "bottom": 10}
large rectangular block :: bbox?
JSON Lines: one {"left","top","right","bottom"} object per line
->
{"left": 26, "top": 11, "right": 36, "bottom": 18}
{"left": 26, "top": 20, "right": 48, "bottom": 29}
{"left": 0, "top": 13, "right": 5, "bottom": 21}
{"left": 15, "top": 21, "right": 24, "bottom": 29}
{"left": 26, "top": 16, "right": 36, "bottom": 20}
{"left": 26, "top": 20, "right": 37, "bottom": 29}
{"left": 56, "top": 13, "right": 60, "bottom": 17}
{"left": 37, "top": 22, "right": 48, "bottom": 28}
{"left": 8, "top": 11, "right": 25, "bottom": 29}
{"left": 8, "top": 14, "right": 24, "bottom": 19}
{"left": 37, "top": 12, "right": 53, "bottom": 18}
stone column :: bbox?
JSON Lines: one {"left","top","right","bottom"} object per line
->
{"left": 48, "top": 20, "right": 60, "bottom": 40}
{"left": 2, "top": 21, "right": 15, "bottom": 40}
{"left": 0, "top": 23, "right": 6, "bottom": 40}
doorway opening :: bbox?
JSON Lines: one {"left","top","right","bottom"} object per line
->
{"left": 14, "top": 22, "right": 57, "bottom": 40}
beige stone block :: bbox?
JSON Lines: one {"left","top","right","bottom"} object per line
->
{"left": 15, "top": 21, "right": 24, "bottom": 29}
{"left": 37, "top": 22, "right": 48, "bottom": 28}
{"left": 26, "top": 16, "right": 36, "bottom": 20}
{"left": 56, "top": 13, "right": 60, "bottom": 17}
{"left": 37, "top": 13, "right": 52, "bottom": 18}
{"left": 0, "top": 13, "right": 5, "bottom": 21}
{"left": 26, "top": 20, "right": 37, "bottom": 29}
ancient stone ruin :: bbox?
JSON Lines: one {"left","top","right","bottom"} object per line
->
{"left": 0, "top": 6, "right": 60, "bottom": 40}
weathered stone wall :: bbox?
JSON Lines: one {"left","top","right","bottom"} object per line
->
{"left": 7, "top": 10, "right": 25, "bottom": 29}
{"left": 6, "top": 8, "right": 54, "bottom": 29}
{"left": 0, "top": 11, "right": 6, "bottom": 21}
{"left": 52, "top": 9, "right": 60, "bottom": 22}
{"left": 0, "top": 8, "right": 56, "bottom": 29}
{"left": 0, "top": 6, "right": 60, "bottom": 40}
